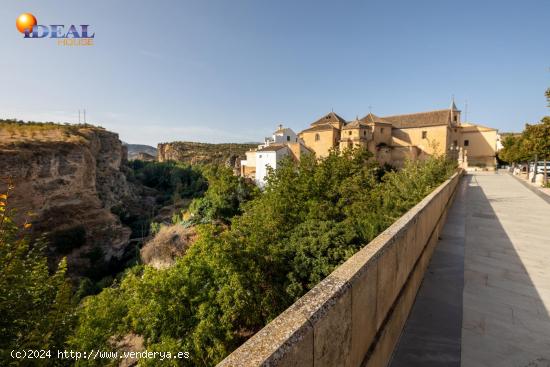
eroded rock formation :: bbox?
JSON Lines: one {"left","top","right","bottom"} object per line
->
{"left": 157, "top": 141, "right": 256, "bottom": 174}
{"left": 0, "top": 123, "right": 137, "bottom": 276}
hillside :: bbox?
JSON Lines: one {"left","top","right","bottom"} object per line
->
{"left": 124, "top": 143, "right": 157, "bottom": 160}
{"left": 157, "top": 141, "right": 258, "bottom": 168}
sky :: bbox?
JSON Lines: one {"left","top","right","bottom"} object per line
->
{"left": 1, "top": 0, "right": 549, "bottom": 146}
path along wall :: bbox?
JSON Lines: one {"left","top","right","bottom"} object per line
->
{"left": 217, "top": 170, "right": 463, "bottom": 367}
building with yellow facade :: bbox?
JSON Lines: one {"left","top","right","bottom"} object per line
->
{"left": 241, "top": 102, "right": 498, "bottom": 184}
{"left": 298, "top": 101, "right": 497, "bottom": 169}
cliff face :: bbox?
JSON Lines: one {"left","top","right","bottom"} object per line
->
{"left": 124, "top": 143, "right": 157, "bottom": 161}
{"left": 157, "top": 142, "right": 257, "bottom": 172}
{"left": 0, "top": 123, "right": 136, "bottom": 276}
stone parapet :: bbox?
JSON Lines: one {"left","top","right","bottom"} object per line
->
{"left": 217, "top": 170, "right": 463, "bottom": 367}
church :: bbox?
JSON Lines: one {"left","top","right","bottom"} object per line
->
{"left": 241, "top": 101, "right": 498, "bottom": 185}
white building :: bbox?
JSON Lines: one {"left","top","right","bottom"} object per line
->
{"left": 241, "top": 125, "right": 312, "bottom": 186}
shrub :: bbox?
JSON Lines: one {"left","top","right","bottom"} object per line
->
{"left": 71, "top": 149, "right": 455, "bottom": 366}
{"left": 0, "top": 188, "right": 75, "bottom": 364}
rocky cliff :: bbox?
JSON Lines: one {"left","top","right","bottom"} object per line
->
{"left": 157, "top": 141, "right": 257, "bottom": 172}
{"left": 0, "top": 121, "right": 137, "bottom": 277}
{"left": 124, "top": 143, "right": 157, "bottom": 161}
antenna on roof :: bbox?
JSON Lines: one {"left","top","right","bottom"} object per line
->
{"left": 331, "top": 107, "right": 334, "bottom": 112}
{"left": 83, "top": 109, "right": 86, "bottom": 124}
{"left": 78, "top": 109, "right": 81, "bottom": 124}
{"left": 368, "top": 105, "right": 372, "bottom": 113}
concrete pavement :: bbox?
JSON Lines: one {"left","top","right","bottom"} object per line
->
{"left": 390, "top": 172, "right": 550, "bottom": 367}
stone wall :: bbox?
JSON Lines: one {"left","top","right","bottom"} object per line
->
{"left": 217, "top": 170, "right": 463, "bottom": 367}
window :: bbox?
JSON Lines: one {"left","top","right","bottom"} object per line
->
{"left": 464, "top": 139, "right": 469, "bottom": 147}
{"left": 363, "top": 130, "right": 367, "bottom": 136}
{"left": 315, "top": 133, "right": 320, "bottom": 141}
{"left": 258, "top": 154, "right": 262, "bottom": 158}
{"left": 453, "top": 140, "right": 457, "bottom": 147}
{"left": 286, "top": 136, "right": 290, "bottom": 141}
{"left": 381, "top": 128, "right": 385, "bottom": 133}
{"left": 422, "top": 131, "right": 427, "bottom": 139}
{"left": 454, "top": 115, "right": 458, "bottom": 122}
{"left": 348, "top": 131, "right": 352, "bottom": 136}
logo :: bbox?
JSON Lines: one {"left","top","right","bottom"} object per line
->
{"left": 16, "top": 13, "right": 95, "bottom": 46}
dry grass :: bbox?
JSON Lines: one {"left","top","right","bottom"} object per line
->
{"left": 0, "top": 119, "right": 103, "bottom": 145}
{"left": 140, "top": 224, "right": 197, "bottom": 269}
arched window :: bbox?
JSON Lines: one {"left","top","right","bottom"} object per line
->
{"left": 315, "top": 133, "right": 320, "bottom": 141}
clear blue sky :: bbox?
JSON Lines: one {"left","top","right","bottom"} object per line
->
{"left": 2, "top": 0, "right": 549, "bottom": 146}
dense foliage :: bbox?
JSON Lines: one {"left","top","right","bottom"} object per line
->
{"left": 0, "top": 187, "right": 75, "bottom": 366}
{"left": 71, "top": 149, "right": 455, "bottom": 366}
{"left": 499, "top": 88, "right": 550, "bottom": 163}
{"left": 128, "top": 160, "right": 208, "bottom": 205}
{"left": 498, "top": 89, "right": 550, "bottom": 184}
{"left": 187, "top": 165, "right": 259, "bottom": 224}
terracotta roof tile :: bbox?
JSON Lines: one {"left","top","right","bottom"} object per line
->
{"left": 359, "top": 113, "right": 393, "bottom": 125}
{"left": 342, "top": 119, "right": 369, "bottom": 129}
{"left": 300, "top": 124, "right": 338, "bottom": 133}
{"left": 382, "top": 109, "right": 452, "bottom": 128}
{"left": 310, "top": 112, "right": 347, "bottom": 126}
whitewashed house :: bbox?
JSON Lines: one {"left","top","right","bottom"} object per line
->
{"left": 241, "top": 125, "right": 312, "bottom": 186}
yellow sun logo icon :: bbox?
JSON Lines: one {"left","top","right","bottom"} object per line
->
{"left": 16, "top": 13, "right": 37, "bottom": 33}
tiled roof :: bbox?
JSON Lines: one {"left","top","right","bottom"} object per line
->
{"left": 300, "top": 124, "right": 338, "bottom": 133}
{"left": 311, "top": 112, "right": 347, "bottom": 126}
{"left": 382, "top": 109, "right": 452, "bottom": 128}
{"left": 256, "top": 144, "right": 288, "bottom": 152}
{"left": 461, "top": 123, "right": 497, "bottom": 132}
{"left": 360, "top": 113, "right": 393, "bottom": 125}
{"left": 342, "top": 119, "right": 369, "bottom": 129}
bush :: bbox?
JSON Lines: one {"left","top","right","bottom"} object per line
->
{"left": 0, "top": 188, "right": 75, "bottom": 364}
{"left": 129, "top": 161, "right": 207, "bottom": 204}
{"left": 188, "top": 165, "right": 259, "bottom": 224}
{"left": 71, "top": 149, "right": 455, "bottom": 366}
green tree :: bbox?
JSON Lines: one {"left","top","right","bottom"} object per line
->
{"left": 0, "top": 186, "right": 75, "bottom": 366}
{"left": 70, "top": 149, "right": 455, "bottom": 367}
{"left": 523, "top": 119, "right": 550, "bottom": 184}
{"left": 498, "top": 135, "right": 528, "bottom": 165}
{"left": 129, "top": 160, "right": 207, "bottom": 204}
{"left": 188, "top": 165, "right": 259, "bottom": 224}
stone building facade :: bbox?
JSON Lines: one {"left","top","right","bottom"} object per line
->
{"left": 241, "top": 102, "right": 498, "bottom": 184}
{"left": 298, "top": 101, "right": 497, "bottom": 169}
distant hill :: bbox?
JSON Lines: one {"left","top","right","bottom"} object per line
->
{"left": 157, "top": 141, "right": 258, "bottom": 167}
{"left": 124, "top": 143, "right": 157, "bottom": 160}
{"left": 499, "top": 132, "right": 521, "bottom": 137}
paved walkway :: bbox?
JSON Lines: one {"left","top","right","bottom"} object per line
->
{"left": 390, "top": 172, "right": 550, "bottom": 367}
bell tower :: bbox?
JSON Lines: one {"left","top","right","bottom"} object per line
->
{"left": 450, "top": 97, "right": 461, "bottom": 126}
